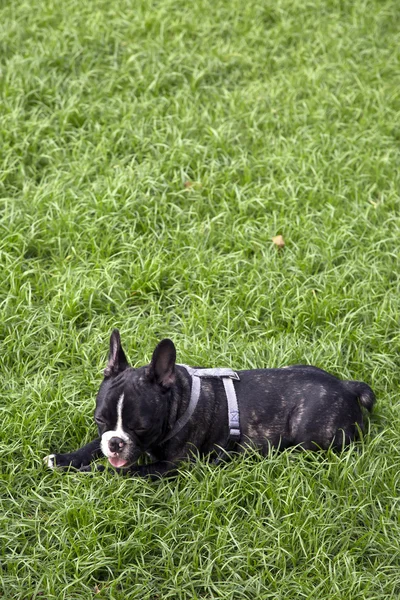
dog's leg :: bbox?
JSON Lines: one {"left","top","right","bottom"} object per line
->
{"left": 74, "top": 459, "right": 178, "bottom": 479}
{"left": 126, "top": 461, "right": 179, "bottom": 480}
{"left": 45, "top": 438, "right": 102, "bottom": 470}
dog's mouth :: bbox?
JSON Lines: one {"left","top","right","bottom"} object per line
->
{"left": 107, "top": 450, "right": 153, "bottom": 469}
{"left": 108, "top": 456, "right": 129, "bottom": 468}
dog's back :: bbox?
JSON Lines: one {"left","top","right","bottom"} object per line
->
{"left": 236, "top": 366, "right": 375, "bottom": 453}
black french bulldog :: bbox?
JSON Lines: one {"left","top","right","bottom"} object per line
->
{"left": 45, "top": 330, "right": 375, "bottom": 477}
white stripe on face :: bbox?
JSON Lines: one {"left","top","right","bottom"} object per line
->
{"left": 100, "top": 393, "right": 131, "bottom": 457}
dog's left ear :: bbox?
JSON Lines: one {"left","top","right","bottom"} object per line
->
{"left": 104, "top": 329, "right": 129, "bottom": 377}
{"left": 148, "top": 339, "right": 176, "bottom": 388}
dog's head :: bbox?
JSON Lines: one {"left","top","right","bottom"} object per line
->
{"left": 95, "top": 330, "right": 176, "bottom": 468}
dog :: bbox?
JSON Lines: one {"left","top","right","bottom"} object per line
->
{"left": 45, "top": 329, "right": 375, "bottom": 477}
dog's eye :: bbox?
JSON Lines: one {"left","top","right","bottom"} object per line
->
{"left": 135, "top": 428, "right": 147, "bottom": 436}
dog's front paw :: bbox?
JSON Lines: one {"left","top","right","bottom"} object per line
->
{"left": 44, "top": 454, "right": 57, "bottom": 469}
{"left": 43, "top": 452, "right": 85, "bottom": 470}
{"left": 44, "top": 440, "right": 103, "bottom": 471}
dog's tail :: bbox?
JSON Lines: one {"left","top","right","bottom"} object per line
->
{"left": 345, "top": 380, "right": 376, "bottom": 412}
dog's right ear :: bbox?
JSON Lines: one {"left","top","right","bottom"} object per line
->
{"left": 147, "top": 339, "right": 176, "bottom": 388}
{"left": 104, "top": 329, "right": 129, "bottom": 377}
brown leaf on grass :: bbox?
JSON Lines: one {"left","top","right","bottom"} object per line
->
{"left": 184, "top": 181, "right": 201, "bottom": 189}
{"left": 272, "top": 235, "right": 285, "bottom": 249}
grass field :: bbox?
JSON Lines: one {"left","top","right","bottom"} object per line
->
{"left": 1, "top": 0, "right": 400, "bottom": 597}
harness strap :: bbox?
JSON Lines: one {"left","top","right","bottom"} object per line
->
{"left": 162, "top": 365, "right": 200, "bottom": 443}
{"left": 162, "top": 364, "right": 241, "bottom": 445}
{"left": 191, "top": 368, "right": 240, "bottom": 380}
{"left": 223, "top": 377, "right": 241, "bottom": 441}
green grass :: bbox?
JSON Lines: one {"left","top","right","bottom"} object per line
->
{"left": 1, "top": 0, "right": 400, "bottom": 597}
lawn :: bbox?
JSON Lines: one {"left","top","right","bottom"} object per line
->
{"left": 1, "top": 0, "right": 400, "bottom": 597}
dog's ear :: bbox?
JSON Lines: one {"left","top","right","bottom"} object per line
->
{"left": 104, "top": 329, "right": 129, "bottom": 377}
{"left": 147, "top": 339, "right": 176, "bottom": 388}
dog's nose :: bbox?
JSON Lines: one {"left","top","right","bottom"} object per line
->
{"left": 108, "top": 437, "right": 126, "bottom": 453}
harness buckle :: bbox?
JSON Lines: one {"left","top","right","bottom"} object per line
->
{"left": 229, "top": 428, "right": 241, "bottom": 440}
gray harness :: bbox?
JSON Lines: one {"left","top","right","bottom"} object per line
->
{"left": 163, "top": 365, "right": 241, "bottom": 445}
